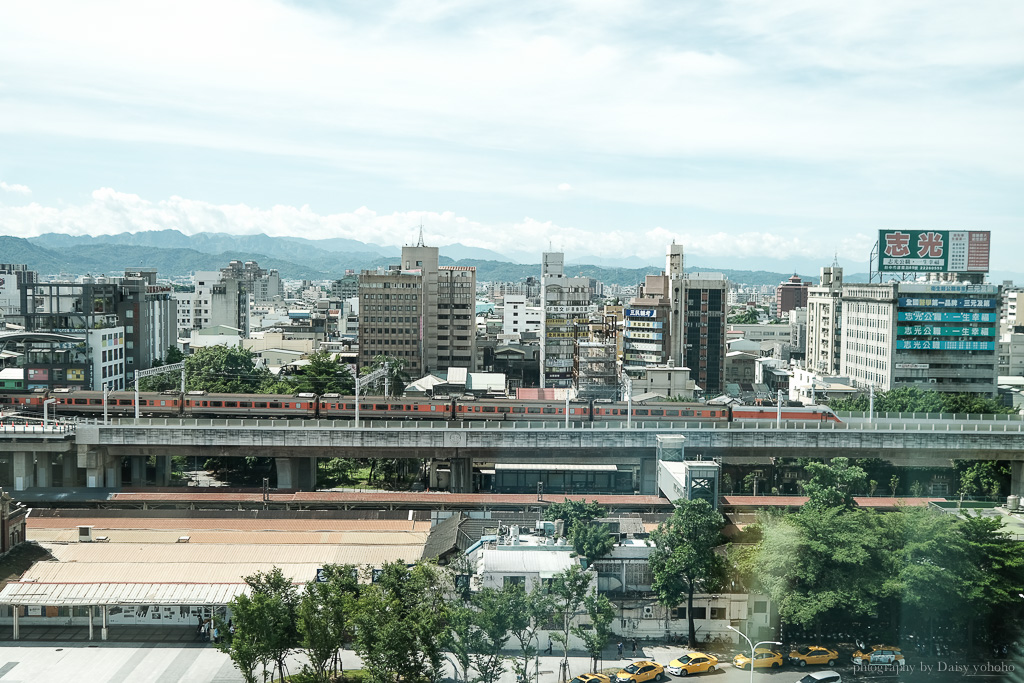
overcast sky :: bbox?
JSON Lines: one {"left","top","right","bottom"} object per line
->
{"left": 1, "top": 0, "right": 1022, "bottom": 271}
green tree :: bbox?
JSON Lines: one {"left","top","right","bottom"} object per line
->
{"left": 351, "top": 561, "right": 449, "bottom": 683}
{"left": 446, "top": 601, "right": 477, "bottom": 683}
{"left": 139, "top": 344, "right": 278, "bottom": 393}
{"left": 548, "top": 564, "right": 593, "bottom": 683}
{"left": 291, "top": 349, "right": 355, "bottom": 395}
{"left": 648, "top": 498, "right": 725, "bottom": 647}
{"left": 471, "top": 585, "right": 519, "bottom": 683}
{"left": 571, "top": 523, "right": 616, "bottom": 564}
{"left": 244, "top": 567, "right": 299, "bottom": 682}
{"left": 218, "top": 593, "right": 266, "bottom": 683}
{"left": 954, "top": 460, "right": 1008, "bottom": 499}
{"left": 506, "top": 584, "right": 552, "bottom": 683}
{"left": 296, "top": 564, "right": 359, "bottom": 683}
{"left": 802, "top": 457, "right": 867, "bottom": 509}
{"left": 830, "top": 387, "right": 1011, "bottom": 415}
{"left": 889, "top": 475, "right": 900, "bottom": 497}
{"left": 543, "top": 499, "right": 606, "bottom": 535}
{"left": 753, "top": 506, "right": 880, "bottom": 635}
{"left": 573, "top": 592, "right": 616, "bottom": 672}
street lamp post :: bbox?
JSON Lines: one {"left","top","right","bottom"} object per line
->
{"left": 727, "top": 625, "right": 781, "bottom": 683}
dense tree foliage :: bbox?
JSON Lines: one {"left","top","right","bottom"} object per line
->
{"left": 548, "top": 564, "right": 594, "bottom": 682}
{"left": 543, "top": 499, "right": 606, "bottom": 534}
{"left": 287, "top": 349, "right": 354, "bottom": 395}
{"left": 139, "top": 344, "right": 282, "bottom": 393}
{"left": 802, "top": 457, "right": 867, "bottom": 509}
{"left": 648, "top": 498, "right": 726, "bottom": 647}
{"left": 573, "top": 592, "right": 616, "bottom": 672}
{"left": 296, "top": 564, "right": 359, "bottom": 682}
{"left": 830, "top": 387, "right": 1011, "bottom": 414}
{"left": 361, "top": 354, "right": 411, "bottom": 396}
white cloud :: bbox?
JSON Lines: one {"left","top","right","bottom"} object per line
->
{"left": 557, "top": 183, "right": 572, "bottom": 191}
{"left": 0, "top": 181, "right": 31, "bottom": 195}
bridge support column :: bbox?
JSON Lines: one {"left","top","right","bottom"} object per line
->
{"left": 276, "top": 458, "right": 297, "bottom": 490}
{"left": 639, "top": 456, "right": 658, "bottom": 495}
{"left": 105, "top": 456, "right": 121, "bottom": 489}
{"left": 35, "top": 453, "right": 53, "bottom": 488}
{"left": 449, "top": 455, "right": 473, "bottom": 493}
{"left": 155, "top": 456, "right": 171, "bottom": 487}
{"left": 13, "top": 452, "right": 34, "bottom": 491}
{"left": 62, "top": 453, "right": 79, "bottom": 487}
{"left": 130, "top": 456, "right": 146, "bottom": 487}
{"left": 80, "top": 446, "right": 104, "bottom": 488}
{"left": 1011, "top": 462, "right": 1024, "bottom": 498}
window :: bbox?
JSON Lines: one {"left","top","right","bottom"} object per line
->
{"left": 691, "top": 607, "right": 707, "bottom": 620}
{"left": 710, "top": 607, "right": 726, "bottom": 620}
{"left": 753, "top": 601, "right": 768, "bottom": 614}
{"left": 503, "top": 576, "right": 526, "bottom": 588}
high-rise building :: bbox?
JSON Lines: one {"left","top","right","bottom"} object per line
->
{"left": 666, "top": 243, "right": 686, "bottom": 365}
{"left": 806, "top": 266, "right": 844, "bottom": 375}
{"left": 776, "top": 274, "right": 810, "bottom": 318}
{"left": 187, "top": 271, "right": 249, "bottom": 336}
{"left": 540, "top": 252, "right": 596, "bottom": 388}
{"left": 0, "top": 264, "right": 36, "bottom": 320}
{"left": 624, "top": 274, "right": 673, "bottom": 373}
{"left": 220, "top": 260, "right": 284, "bottom": 303}
{"left": 682, "top": 273, "right": 728, "bottom": 396}
{"left": 839, "top": 281, "right": 999, "bottom": 395}
{"left": 358, "top": 242, "right": 476, "bottom": 377}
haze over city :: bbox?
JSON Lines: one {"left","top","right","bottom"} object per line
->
{"left": 2, "top": 0, "right": 1022, "bottom": 273}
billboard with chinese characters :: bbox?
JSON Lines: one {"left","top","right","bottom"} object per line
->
{"left": 878, "top": 230, "right": 990, "bottom": 273}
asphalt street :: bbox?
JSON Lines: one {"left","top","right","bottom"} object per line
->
{"left": 0, "top": 642, "right": 1018, "bottom": 683}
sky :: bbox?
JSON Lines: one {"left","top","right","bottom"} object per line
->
{"left": 1, "top": 0, "right": 1022, "bottom": 272}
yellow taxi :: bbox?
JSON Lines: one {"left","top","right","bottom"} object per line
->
{"left": 571, "top": 675, "right": 612, "bottom": 683}
{"left": 615, "top": 661, "right": 666, "bottom": 683}
{"left": 666, "top": 652, "right": 718, "bottom": 677}
{"left": 733, "top": 648, "right": 784, "bottom": 670}
{"left": 851, "top": 646, "right": 905, "bottom": 667}
{"left": 789, "top": 645, "right": 839, "bottom": 667}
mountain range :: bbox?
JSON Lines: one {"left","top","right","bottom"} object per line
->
{"left": 2, "top": 230, "right": 863, "bottom": 288}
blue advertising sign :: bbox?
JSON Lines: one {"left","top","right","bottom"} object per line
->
{"left": 898, "top": 298, "right": 997, "bottom": 308}
{"left": 898, "top": 311, "right": 996, "bottom": 322}
{"left": 896, "top": 340, "right": 995, "bottom": 351}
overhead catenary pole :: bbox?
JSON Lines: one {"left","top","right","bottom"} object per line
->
{"left": 133, "top": 362, "right": 186, "bottom": 421}
{"left": 622, "top": 373, "right": 633, "bottom": 429}
{"left": 355, "top": 362, "right": 389, "bottom": 428}
{"left": 103, "top": 383, "right": 109, "bottom": 425}
{"left": 869, "top": 383, "right": 875, "bottom": 424}
{"left": 776, "top": 389, "right": 782, "bottom": 428}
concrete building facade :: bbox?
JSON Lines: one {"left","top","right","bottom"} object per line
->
{"left": 683, "top": 273, "right": 728, "bottom": 396}
{"left": 775, "top": 274, "right": 810, "bottom": 318}
{"left": 805, "top": 266, "right": 844, "bottom": 375}
{"left": 540, "top": 252, "right": 596, "bottom": 389}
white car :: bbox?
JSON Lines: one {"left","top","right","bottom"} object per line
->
{"left": 798, "top": 672, "right": 841, "bottom": 683}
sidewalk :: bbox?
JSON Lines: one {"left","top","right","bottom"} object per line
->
{"left": 0, "top": 623, "right": 209, "bottom": 645}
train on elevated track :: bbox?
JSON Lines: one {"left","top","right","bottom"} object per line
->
{"left": 0, "top": 388, "right": 841, "bottom": 424}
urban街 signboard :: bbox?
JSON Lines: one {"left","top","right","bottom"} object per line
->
{"left": 896, "top": 326, "right": 995, "bottom": 337}
{"left": 878, "top": 230, "right": 990, "bottom": 273}
{"left": 898, "top": 311, "right": 996, "bottom": 323}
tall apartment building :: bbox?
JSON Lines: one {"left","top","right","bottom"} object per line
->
{"left": 358, "top": 242, "right": 476, "bottom": 377}
{"left": 540, "top": 252, "right": 596, "bottom": 389}
{"left": 330, "top": 272, "right": 359, "bottom": 301}
{"left": 185, "top": 271, "right": 250, "bottom": 337}
{"left": 666, "top": 243, "right": 686, "bottom": 364}
{"left": 839, "top": 281, "right": 999, "bottom": 395}
{"left": 9, "top": 270, "right": 176, "bottom": 390}
{"left": 502, "top": 295, "right": 543, "bottom": 338}
{"left": 682, "top": 273, "right": 728, "bottom": 396}
{"left": 623, "top": 274, "right": 673, "bottom": 373}
{"left": 776, "top": 274, "right": 810, "bottom": 318}
{"left": 805, "top": 266, "right": 844, "bottom": 375}
{"left": 0, "top": 264, "right": 36, "bottom": 320}
{"left": 220, "top": 260, "right": 284, "bottom": 303}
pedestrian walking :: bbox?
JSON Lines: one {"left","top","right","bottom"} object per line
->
{"left": 196, "top": 615, "right": 203, "bottom": 634}
{"left": 632, "top": 638, "right": 637, "bottom": 656}
{"left": 546, "top": 640, "right": 553, "bottom": 655}
{"left": 213, "top": 626, "right": 220, "bottom": 644}
{"left": 618, "top": 641, "right": 623, "bottom": 658}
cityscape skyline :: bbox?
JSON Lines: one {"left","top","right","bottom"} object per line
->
{"left": 2, "top": 1, "right": 1022, "bottom": 273}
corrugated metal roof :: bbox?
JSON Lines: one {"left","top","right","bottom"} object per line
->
{"left": 23, "top": 562, "right": 345, "bottom": 584}
{"left": 479, "top": 548, "right": 577, "bottom": 577}
{"left": 0, "top": 582, "right": 247, "bottom": 606}
{"left": 28, "top": 518, "right": 420, "bottom": 532}
{"left": 29, "top": 529, "right": 429, "bottom": 546}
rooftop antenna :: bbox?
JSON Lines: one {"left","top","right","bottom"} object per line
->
{"left": 832, "top": 250, "right": 840, "bottom": 268}
{"left": 416, "top": 221, "right": 425, "bottom": 248}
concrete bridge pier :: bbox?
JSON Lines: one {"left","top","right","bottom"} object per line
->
{"left": 35, "top": 453, "right": 53, "bottom": 488}
{"left": 1011, "top": 462, "right": 1024, "bottom": 498}
{"left": 274, "top": 457, "right": 315, "bottom": 491}
{"left": 449, "top": 455, "right": 473, "bottom": 494}
{"left": 130, "top": 456, "right": 146, "bottom": 487}
{"left": 155, "top": 456, "right": 171, "bottom": 487}
{"left": 61, "top": 453, "right": 79, "bottom": 486}
{"left": 12, "top": 452, "right": 34, "bottom": 491}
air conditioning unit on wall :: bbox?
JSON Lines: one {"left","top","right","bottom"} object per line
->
{"left": 642, "top": 605, "right": 655, "bottom": 619}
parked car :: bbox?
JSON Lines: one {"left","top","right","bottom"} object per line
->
{"left": 797, "top": 671, "right": 842, "bottom": 683}
{"left": 616, "top": 661, "right": 666, "bottom": 683}
{"left": 789, "top": 645, "right": 839, "bottom": 667}
{"left": 572, "top": 675, "right": 612, "bottom": 683}
{"left": 734, "top": 649, "right": 784, "bottom": 670}
{"left": 851, "top": 646, "right": 905, "bottom": 666}
{"left": 666, "top": 653, "right": 719, "bottom": 677}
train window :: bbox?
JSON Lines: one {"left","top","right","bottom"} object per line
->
{"left": 650, "top": 409, "right": 663, "bottom": 416}
{"left": 238, "top": 402, "right": 251, "bottom": 408}
{"left": 74, "top": 399, "right": 87, "bottom": 405}
{"left": 225, "top": 402, "right": 237, "bottom": 408}
{"left": 375, "top": 404, "right": 386, "bottom": 410}
{"left": 527, "top": 407, "right": 540, "bottom": 414}
{"left": 683, "top": 410, "right": 694, "bottom": 417}
{"left": 203, "top": 401, "right": 209, "bottom": 407}
{"left": 482, "top": 407, "right": 495, "bottom": 413}
{"left": 665, "top": 410, "right": 678, "bottom": 417}
{"left": 254, "top": 402, "right": 266, "bottom": 408}
{"left": 542, "top": 408, "right": 556, "bottom": 414}
{"left": 498, "top": 407, "right": 510, "bottom": 413}
{"left": 211, "top": 401, "right": 223, "bottom": 407}
{"left": 430, "top": 405, "right": 436, "bottom": 411}
{"left": 636, "top": 409, "right": 649, "bottom": 416}
{"left": 512, "top": 407, "right": 525, "bottom": 413}
{"left": 89, "top": 399, "right": 101, "bottom": 405}
{"left": 268, "top": 403, "right": 280, "bottom": 409}
{"left": 344, "top": 404, "right": 353, "bottom": 410}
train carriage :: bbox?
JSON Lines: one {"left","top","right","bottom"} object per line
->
{"left": 182, "top": 392, "right": 316, "bottom": 419}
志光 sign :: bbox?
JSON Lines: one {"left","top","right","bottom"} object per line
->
{"left": 878, "top": 230, "right": 990, "bottom": 273}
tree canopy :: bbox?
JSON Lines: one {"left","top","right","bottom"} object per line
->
{"left": 829, "top": 387, "right": 1011, "bottom": 414}
{"left": 648, "top": 498, "right": 725, "bottom": 647}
